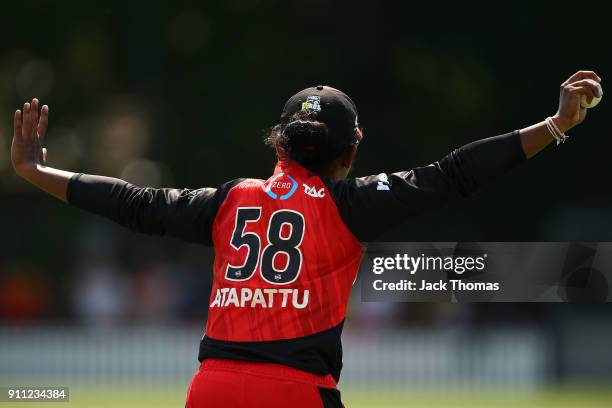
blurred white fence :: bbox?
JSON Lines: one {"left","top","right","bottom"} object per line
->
{"left": 0, "top": 324, "right": 550, "bottom": 392}
{"left": 342, "top": 327, "right": 549, "bottom": 393}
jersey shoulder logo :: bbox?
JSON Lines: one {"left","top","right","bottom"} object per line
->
{"left": 303, "top": 183, "right": 325, "bottom": 198}
{"left": 376, "top": 173, "right": 391, "bottom": 191}
{"left": 186, "top": 187, "right": 207, "bottom": 198}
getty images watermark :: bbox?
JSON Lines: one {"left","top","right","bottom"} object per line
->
{"left": 360, "top": 243, "right": 612, "bottom": 302}
{"left": 371, "top": 252, "right": 497, "bottom": 292}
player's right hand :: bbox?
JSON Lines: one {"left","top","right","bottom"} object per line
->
{"left": 11, "top": 98, "right": 49, "bottom": 179}
{"left": 554, "top": 70, "right": 602, "bottom": 132}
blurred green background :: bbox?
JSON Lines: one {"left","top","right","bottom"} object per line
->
{"left": 1, "top": 1, "right": 611, "bottom": 407}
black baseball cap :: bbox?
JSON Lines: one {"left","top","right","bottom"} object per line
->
{"left": 280, "top": 85, "right": 360, "bottom": 150}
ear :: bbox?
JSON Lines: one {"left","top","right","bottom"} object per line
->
{"left": 356, "top": 128, "right": 364, "bottom": 143}
{"left": 340, "top": 128, "right": 363, "bottom": 169}
{"left": 340, "top": 145, "right": 357, "bottom": 169}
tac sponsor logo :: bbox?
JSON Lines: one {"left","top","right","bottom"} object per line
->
{"left": 264, "top": 173, "right": 298, "bottom": 200}
{"left": 303, "top": 184, "right": 325, "bottom": 198}
{"left": 377, "top": 173, "right": 390, "bottom": 191}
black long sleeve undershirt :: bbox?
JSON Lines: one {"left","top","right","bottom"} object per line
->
{"left": 66, "top": 177, "right": 243, "bottom": 245}
{"left": 323, "top": 130, "right": 526, "bottom": 241}
{"left": 67, "top": 131, "right": 525, "bottom": 244}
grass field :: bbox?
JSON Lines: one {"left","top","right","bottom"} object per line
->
{"left": 3, "top": 387, "right": 612, "bottom": 408}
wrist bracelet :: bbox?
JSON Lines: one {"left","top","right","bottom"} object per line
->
{"left": 545, "top": 117, "right": 568, "bottom": 145}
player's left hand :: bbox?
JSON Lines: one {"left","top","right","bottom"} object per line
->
{"left": 554, "top": 70, "right": 602, "bottom": 132}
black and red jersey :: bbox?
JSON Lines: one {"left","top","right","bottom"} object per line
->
{"left": 207, "top": 160, "right": 362, "bottom": 342}
{"left": 67, "top": 131, "right": 525, "bottom": 381}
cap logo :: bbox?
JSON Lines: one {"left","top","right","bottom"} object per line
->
{"left": 301, "top": 95, "right": 321, "bottom": 112}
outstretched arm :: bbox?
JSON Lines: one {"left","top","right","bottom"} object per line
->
{"left": 325, "top": 70, "right": 602, "bottom": 241}
{"left": 10, "top": 98, "right": 232, "bottom": 245}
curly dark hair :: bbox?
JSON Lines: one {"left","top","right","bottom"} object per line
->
{"left": 264, "top": 110, "right": 353, "bottom": 175}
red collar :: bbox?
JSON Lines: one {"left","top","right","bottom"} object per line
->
{"left": 273, "top": 160, "right": 315, "bottom": 181}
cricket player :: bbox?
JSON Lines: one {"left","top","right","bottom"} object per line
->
{"left": 10, "top": 71, "right": 601, "bottom": 407}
